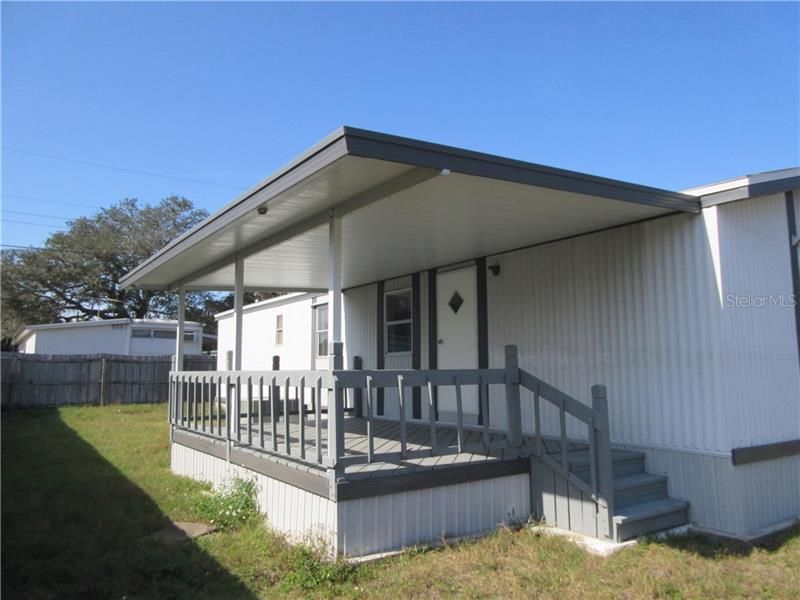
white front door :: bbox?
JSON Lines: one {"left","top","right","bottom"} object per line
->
{"left": 436, "top": 265, "right": 479, "bottom": 422}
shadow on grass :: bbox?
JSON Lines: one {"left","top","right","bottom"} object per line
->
{"left": 1, "top": 409, "right": 256, "bottom": 599}
{"left": 647, "top": 525, "right": 800, "bottom": 559}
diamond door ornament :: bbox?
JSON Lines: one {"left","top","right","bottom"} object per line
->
{"left": 448, "top": 291, "right": 464, "bottom": 314}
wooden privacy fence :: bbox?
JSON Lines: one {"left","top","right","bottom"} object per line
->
{"left": 1, "top": 353, "right": 215, "bottom": 408}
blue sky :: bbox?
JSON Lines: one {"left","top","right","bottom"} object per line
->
{"left": 2, "top": 1, "right": 798, "bottom": 249}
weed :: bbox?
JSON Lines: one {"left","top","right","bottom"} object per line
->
{"left": 195, "top": 477, "right": 258, "bottom": 531}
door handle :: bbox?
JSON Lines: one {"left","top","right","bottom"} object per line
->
{"left": 437, "top": 339, "right": 444, "bottom": 344}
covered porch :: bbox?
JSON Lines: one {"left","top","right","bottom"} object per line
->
{"left": 121, "top": 127, "right": 698, "bottom": 550}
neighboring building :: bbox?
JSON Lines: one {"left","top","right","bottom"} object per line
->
{"left": 122, "top": 127, "right": 800, "bottom": 555}
{"left": 13, "top": 319, "right": 205, "bottom": 356}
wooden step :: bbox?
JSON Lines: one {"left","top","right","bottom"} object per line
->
{"left": 614, "top": 473, "right": 668, "bottom": 508}
{"left": 613, "top": 497, "right": 689, "bottom": 541}
{"left": 568, "top": 449, "right": 646, "bottom": 481}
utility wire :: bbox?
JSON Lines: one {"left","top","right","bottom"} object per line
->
{"left": 0, "top": 243, "right": 100, "bottom": 255}
{"left": 3, "top": 147, "right": 248, "bottom": 190}
{"left": 1, "top": 218, "right": 66, "bottom": 229}
{"left": 1, "top": 193, "right": 101, "bottom": 209}
{"left": 3, "top": 209, "right": 72, "bottom": 220}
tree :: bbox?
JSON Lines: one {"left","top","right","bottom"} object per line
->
{"left": 1, "top": 196, "right": 212, "bottom": 343}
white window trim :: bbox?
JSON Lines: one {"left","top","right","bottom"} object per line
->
{"left": 275, "top": 314, "right": 284, "bottom": 346}
{"left": 313, "top": 303, "right": 329, "bottom": 358}
{"left": 384, "top": 287, "right": 413, "bottom": 356}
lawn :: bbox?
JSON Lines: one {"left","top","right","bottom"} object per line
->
{"left": 2, "top": 404, "right": 798, "bottom": 599}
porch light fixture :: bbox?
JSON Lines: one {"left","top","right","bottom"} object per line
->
{"left": 257, "top": 206, "right": 268, "bottom": 215}
{"left": 440, "top": 168, "right": 451, "bottom": 176}
{"left": 489, "top": 264, "right": 501, "bottom": 276}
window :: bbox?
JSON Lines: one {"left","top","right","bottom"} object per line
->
{"left": 275, "top": 314, "right": 284, "bottom": 346}
{"left": 314, "top": 304, "right": 328, "bottom": 358}
{"left": 385, "top": 289, "right": 412, "bottom": 354}
{"left": 131, "top": 329, "right": 151, "bottom": 338}
{"left": 183, "top": 332, "right": 195, "bottom": 342}
{"left": 153, "top": 330, "right": 176, "bottom": 340}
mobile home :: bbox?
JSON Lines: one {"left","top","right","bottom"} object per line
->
{"left": 13, "top": 319, "right": 205, "bottom": 356}
{"left": 122, "top": 128, "right": 800, "bottom": 555}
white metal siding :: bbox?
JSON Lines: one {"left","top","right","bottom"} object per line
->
{"left": 487, "top": 193, "right": 800, "bottom": 454}
{"left": 171, "top": 442, "right": 338, "bottom": 551}
{"left": 32, "top": 325, "right": 128, "bottom": 355}
{"left": 337, "top": 473, "right": 530, "bottom": 556}
{"left": 343, "top": 284, "right": 377, "bottom": 370}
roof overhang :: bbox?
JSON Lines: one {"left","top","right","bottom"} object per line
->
{"left": 121, "top": 127, "right": 700, "bottom": 292}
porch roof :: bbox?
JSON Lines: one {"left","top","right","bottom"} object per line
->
{"left": 121, "top": 127, "right": 700, "bottom": 292}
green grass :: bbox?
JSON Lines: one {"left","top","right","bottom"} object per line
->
{"left": 2, "top": 404, "right": 799, "bottom": 599}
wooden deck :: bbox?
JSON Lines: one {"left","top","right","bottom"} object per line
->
{"left": 228, "top": 415, "right": 588, "bottom": 482}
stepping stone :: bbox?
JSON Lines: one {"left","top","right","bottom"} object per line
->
{"left": 149, "top": 521, "right": 216, "bottom": 544}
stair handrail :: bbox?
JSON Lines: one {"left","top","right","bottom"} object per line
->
{"left": 518, "top": 369, "right": 615, "bottom": 540}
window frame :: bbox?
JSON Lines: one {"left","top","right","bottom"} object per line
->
{"left": 275, "top": 314, "right": 284, "bottom": 346}
{"left": 384, "top": 287, "right": 413, "bottom": 356}
{"left": 313, "top": 304, "right": 329, "bottom": 358}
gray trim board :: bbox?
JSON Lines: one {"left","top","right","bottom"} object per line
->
{"left": 476, "top": 257, "right": 489, "bottom": 425}
{"left": 342, "top": 127, "right": 698, "bottom": 213}
{"left": 172, "top": 431, "right": 330, "bottom": 498}
{"left": 427, "top": 269, "right": 438, "bottom": 419}
{"left": 336, "top": 457, "right": 530, "bottom": 501}
{"left": 786, "top": 191, "right": 800, "bottom": 374}
{"left": 411, "top": 272, "right": 422, "bottom": 419}
{"left": 701, "top": 176, "right": 800, "bottom": 208}
{"left": 376, "top": 280, "right": 385, "bottom": 416}
{"left": 731, "top": 438, "right": 800, "bottom": 466}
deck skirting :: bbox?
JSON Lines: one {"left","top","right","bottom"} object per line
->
{"left": 171, "top": 439, "right": 532, "bottom": 556}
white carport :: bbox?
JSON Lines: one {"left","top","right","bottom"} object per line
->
{"left": 121, "top": 126, "right": 699, "bottom": 371}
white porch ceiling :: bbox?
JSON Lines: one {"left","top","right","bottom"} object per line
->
{"left": 122, "top": 127, "right": 699, "bottom": 292}
{"left": 188, "top": 171, "right": 673, "bottom": 291}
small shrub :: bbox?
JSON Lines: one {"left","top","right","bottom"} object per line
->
{"left": 195, "top": 478, "right": 258, "bottom": 531}
{"left": 281, "top": 544, "right": 355, "bottom": 591}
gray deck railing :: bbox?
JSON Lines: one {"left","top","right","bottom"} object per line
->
{"left": 168, "top": 344, "right": 615, "bottom": 538}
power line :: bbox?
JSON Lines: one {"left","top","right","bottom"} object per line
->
{"left": 3, "top": 209, "right": 72, "bottom": 220}
{"left": 2, "top": 193, "right": 101, "bottom": 209}
{"left": 1, "top": 243, "right": 99, "bottom": 256}
{"left": 3, "top": 147, "right": 248, "bottom": 190}
{"left": 0, "top": 218, "right": 65, "bottom": 229}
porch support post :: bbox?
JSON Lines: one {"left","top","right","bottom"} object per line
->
{"left": 234, "top": 256, "right": 244, "bottom": 371}
{"left": 328, "top": 213, "right": 342, "bottom": 352}
{"left": 328, "top": 213, "right": 344, "bottom": 468}
{"left": 175, "top": 284, "right": 186, "bottom": 371}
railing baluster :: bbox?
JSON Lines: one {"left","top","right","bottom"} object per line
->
{"left": 235, "top": 375, "right": 242, "bottom": 443}
{"left": 299, "top": 377, "right": 306, "bottom": 460}
{"left": 427, "top": 379, "right": 437, "bottom": 456}
{"left": 589, "top": 418, "right": 599, "bottom": 498}
{"left": 258, "top": 376, "right": 264, "bottom": 448}
{"left": 270, "top": 376, "right": 278, "bottom": 452}
{"left": 246, "top": 376, "right": 253, "bottom": 446}
{"left": 560, "top": 396, "right": 568, "bottom": 472}
{"left": 284, "top": 377, "right": 291, "bottom": 455}
{"left": 454, "top": 377, "right": 464, "bottom": 454}
{"left": 397, "top": 375, "right": 407, "bottom": 458}
{"left": 225, "top": 374, "right": 232, "bottom": 446}
{"left": 366, "top": 376, "right": 374, "bottom": 463}
{"left": 480, "top": 375, "right": 489, "bottom": 450}
{"left": 191, "top": 376, "right": 196, "bottom": 430}
{"left": 533, "top": 388, "right": 542, "bottom": 456}
{"left": 216, "top": 376, "right": 222, "bottom": 436}
{"left": 315, "top": 377, "right": 322, "bottom": 464}
{"left": 200, "top": 375, "right": 211, "bottom": 432}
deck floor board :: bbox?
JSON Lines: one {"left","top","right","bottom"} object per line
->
{"left": 213, "top": 415, "right": 587, "bottom": 482}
